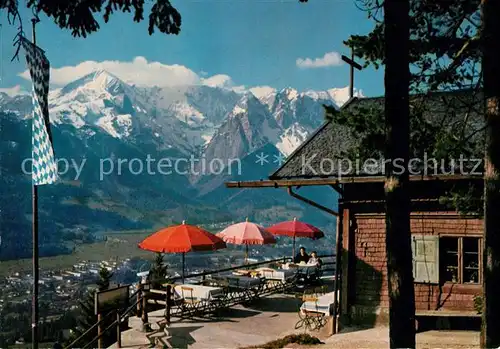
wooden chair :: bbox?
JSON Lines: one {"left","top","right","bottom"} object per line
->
{"left": 179, "top": 286, "right": 202, "bottom": 319}
{"left": 294, "top": 293, "right": 327, "bottom": 331}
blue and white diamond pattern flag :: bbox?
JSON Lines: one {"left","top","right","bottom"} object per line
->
{"left": 20, "top": 36, "right": 57, "bottom": 185}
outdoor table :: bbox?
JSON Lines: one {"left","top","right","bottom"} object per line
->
{"left": 295, "top": 265, "right": 321, "bottom": 288}
{"left": 212, "top": 272, "right": 264, "bottom": 304}
{"left": 213, "top": 272, "right": 262, "bottom": 288}
{"left": 166, "top": 284, "right": 227, "bottom": 320}
{"left": 172, "top": 284, "right": 224, "bottom": 300}
{"left": 255, "top": 267, "right": 295, "bottom": 282}
{"left": 183, "top": 277, "right": 204, "bottom": 285}
{"left": 300, "top": 291, "right": 335, "bottom": 315}
{"left": 295, "top": 291, "right": 335, "bottom": 331}
{"left": 255, "top": 267, "right": 296, "bottom": 294}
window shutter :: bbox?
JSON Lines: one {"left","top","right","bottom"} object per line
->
{"left": 411, "top": 235, "right": 439, "bottom": 284}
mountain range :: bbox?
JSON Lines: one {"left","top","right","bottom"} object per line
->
{"left": 0, "top": 69, "right": 361, "bottom": 260}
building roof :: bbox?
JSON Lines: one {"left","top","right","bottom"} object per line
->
{"left": 270, "top": 89, "right": 484, "bottom": 180}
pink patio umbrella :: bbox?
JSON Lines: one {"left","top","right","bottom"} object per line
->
{"left": 216, "top": 218, "right": 276, "bottom": 263}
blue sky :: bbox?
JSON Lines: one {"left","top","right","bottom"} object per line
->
{"left": 0, "top": 0, "right": 383, "bottom": 97}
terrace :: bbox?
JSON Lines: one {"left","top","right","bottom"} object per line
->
{"left": 115, "top": 294, "right": 330, "bottom": 348}
{"left": 66, "top": 256, "right": 337, "bottom": 349}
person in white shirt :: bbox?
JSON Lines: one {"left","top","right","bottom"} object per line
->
{"left": 307, "top": 251, "right": 322, "bottom": 267}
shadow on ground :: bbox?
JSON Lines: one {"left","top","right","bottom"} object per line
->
{"left": 246, "top": 296, "right": 302, "bottom": 313}
{"left": 166, "top": 325, "right": 203, "bottom": 349}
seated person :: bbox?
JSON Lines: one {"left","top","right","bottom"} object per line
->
{"left": 294, "top": 247, "right": 310, "bottom": 264}
{"left": 307, "top": 251, "right": 322, "bottom": 268}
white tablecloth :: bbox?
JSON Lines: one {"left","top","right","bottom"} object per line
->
{"left": 213, "top": 273, "right": 262, "bottom": 288}
{"left": 256, "top": 268, "right": 295, "bottom": 281}
{"left": 174, "top": 284, "right": 223, "bottom": 300}
{"left": 300, "top": 291, "right": 336, "bottom": 315}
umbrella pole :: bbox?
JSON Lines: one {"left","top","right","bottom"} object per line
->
{"left": 245, "top": 245, "right": 248, "bottom": 265}
{"left": 182, "top": 252, "right": 185, "bottom": 283}
{"left": 292, "top": 236, "right": 296, "bottom": 261}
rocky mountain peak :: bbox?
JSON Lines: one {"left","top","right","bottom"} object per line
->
{"left": 59, "top": 69, "right": 125, "bottom": 96}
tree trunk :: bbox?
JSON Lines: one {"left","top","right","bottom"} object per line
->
{"left": 481, "top": 0, "right": 500, "bottom": 347}
{"left": 384, "top": 0, "right": 416, "bottom": 348}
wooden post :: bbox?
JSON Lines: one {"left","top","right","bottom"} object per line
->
{"left": 141, "top": 288, "right": 148, "bottom": 331}
{"left": 166, "top": 284, "right": 172, "bottom": 325}
{"left": 341, "top": 45, "right": 362, "bottom": 100}
{"left": 332, "top": 202, "right": 343, "bottom": 335}
{"left": 31, "top": 17, "right": 40, "bottom": 349}
{"left": 182, "top": 252, "right": 185, "bottom": 283}
{"left": 116, "top": 311, "right": 121, "bottom": 348}
{"left": 340, "top": 208, "right": 350, "bottom": 317}
{"left": 137, "top": 283, "right": 143, "bottom": 317}
{"left": 97, "top": 313, "right": 103, "bottom": 349}
{"left": 349, "top": 49, "right": 354, "bottom": 99}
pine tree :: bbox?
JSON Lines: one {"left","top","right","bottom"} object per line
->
{"left": 97, "top": 267, "right": 113, "bottom": 291}
{"left": 336, "top": 2, "right": 484, "bottom": 216}
{"left": 147, "top": 253, "right": 169, "bottom": 289}
{"left": 65, "top": 267, "right": 114, "bottom": 348}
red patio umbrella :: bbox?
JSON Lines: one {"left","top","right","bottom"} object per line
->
{"left": 266, "top": 217, "right": 324, "bottom": 258}
{"left": 216, "top": 218, "right": 276, "bottom": 263}
{"left": 138, "top": 220, "right": 226, "bottom": 282}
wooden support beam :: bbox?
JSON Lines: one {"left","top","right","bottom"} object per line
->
{"left": 225, "top": 174, "right": 481, "bottom": 189}
{"left": 340, "top": 208, "right": 350, "bottom": 318}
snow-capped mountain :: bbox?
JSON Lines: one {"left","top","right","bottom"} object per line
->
{"left": 3, "top": 69, "right": 355, "bottom": 159}
{"left": 0, "top": 69, "right": 359, "bottom": 259}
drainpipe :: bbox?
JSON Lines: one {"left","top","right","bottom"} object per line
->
{"left": 332, "top": 201, "right": 343, "bottom": 334}
{"left": 287, "top": 187, "right": 339, "bottom": 217}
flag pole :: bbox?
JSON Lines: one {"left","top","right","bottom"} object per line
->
{"left": 31, "top": 16, "right": 40, "bottom": 349}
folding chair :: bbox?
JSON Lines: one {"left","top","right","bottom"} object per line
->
{"left": 294, "top": 292, "right": 327, "bottom": 331}
{"left": 178, "top": 286, "right": 203, "bottom": 319}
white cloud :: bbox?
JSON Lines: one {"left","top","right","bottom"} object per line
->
{"left": 19, "top": 56, "right": 201, "bottom": 87}
{"left": 296, "top": 51, "right": 343, "bottom": 69}
{"left": 201, "top": 74, "right": 233, "bottom": 88}
{"left": 18, "top": 57, "right": 253, "bottom": 94}
{"left": 249, "top": 86, "right": 276, "bottom": 98}
{"left": 15, "top": 56, "right": 356, "bottom": 103}
{"left": 200, "top": 74, "right": 246, "bottom": 93}
{"left": 0, "top": 85, "right": 28, "bottom": 96}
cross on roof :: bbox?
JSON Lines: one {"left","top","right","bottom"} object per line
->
{"left": 341, "top": 44, "right": 363, "bottom": 100}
